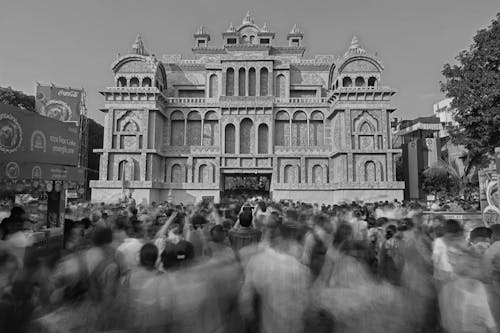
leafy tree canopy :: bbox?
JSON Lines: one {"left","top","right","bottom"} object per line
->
{"left": 441, "top": 13, "right": 500, "bottom": 170}
{"left": 0, "top": 86, "right": 35, "bottom": 111}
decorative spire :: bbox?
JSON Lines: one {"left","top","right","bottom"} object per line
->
{"left": 347, "top": 35, "right": 365, "bottom": 54}
{"left": 290, "top": 24, "right": 302, "bottom": 34}
{"left": 132, "top": 33, "right": 146, "bottom": 55}
{"left": 227, "top": 22, "right": 236, "bottom": 32}
{"left": 196, "top": 24, "right": 206, "bottom": 35}
{"left": 261, "top": 22, "right": 269, "bottom": 32}
{"left": 243, "top": 10, "right": 254, "bottom": 24}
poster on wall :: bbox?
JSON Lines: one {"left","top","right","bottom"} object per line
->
{"left": 478, "top": 168, "right": 499, "bottom": 227}
{"left": 0, "top": 104, "right": 79, "bottom": 166}
{"left": 35, "top": 83, "right": 82, "bottom": 124}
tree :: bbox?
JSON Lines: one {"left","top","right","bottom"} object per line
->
{"left": 0, "top": 86, "right": 35, "bottom": 111}
{"left": 421, "top": 163, "right": 460, "bottom": 198}
{"left": 441, "top": 13, "right": 500, "bottom": 170}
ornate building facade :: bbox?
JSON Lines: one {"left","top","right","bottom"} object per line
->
{"left": 90, "top": 13, "right": 404, "bottom": 204}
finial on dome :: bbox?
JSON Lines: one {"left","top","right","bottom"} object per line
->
{"left": 196, "top": 25, "right": 206, "bottom": 35}
{"left": 227, "top": 22, "right": 236, "bottom": 32}
{"left": 347, "top": 35, "right": 365, "bottom": 54}
{"left": 261, "top": 22, "right": 269, "bottom": 32}
{"left": 132, "top": 33, "right": 146, "bottom": 55}
{"left": 243, "top": 11, "right": 254, "bottom": 24}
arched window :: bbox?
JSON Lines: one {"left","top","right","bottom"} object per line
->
{"left": 238, "top": 68, "right": 246, "bottom": 96}
{"left": 118, "top": 160, "right": 128, "bottom": 180}
{"left": 117, "top": 77, "right": 127, "bottom": 87}
{"left": 142, "top": 77, "right": 152, "bottom": 87}
{"left": 342, "top": 77, "right": 352, "bottom": 87}
{"left": 292, "top": 111, "right": 307, "bottom": 146}
{"left": 360, "top": 121, "right": 374, "bottom": 133}
{"left": 368, "top": 77, "right": 377, "bottom": 87}
{"left": 364, "top": 161, "right": 376, "bottom": 182}
{"left": 312, "top": 165, "right": 323, "bottom": 184}
{"left": 209, "top": 74, "right": 218, "bottom": 98}
{"left": 275, "top": 110, "right": 290, "bottom": 146}
{"left": 186, "top": 111, "right": 202, "bottom": 146}
{"left": 275, "top": 74, "right": 286, "bottom": 97}
{"left": 226, "top": 68, "right": 234, "bottom": 96}
{"left": 240, "top": 118, "right": 253, "bottom": 154}
{"left": 309, "top": 111, "right": 324, "bottom": 146}
{"left": 198, "top": 164, "right": 210, "bottom": 183}
{"left": 170, "top": 111, "right": 185, "bottom": 146}
{"left": 132, "top": 159, "right": 140, "bottom": 181}
{"left": 130, "top": 77, "right": 140, "bottom": 87}
{"left": 258, "top": 124, "right": 269, "bottom": 154}
{"left": 248, "top": 68, "right": 256, "bottom": 96}
{"left": 225, "top": 124, "right": 235, "bottom": 154}
{"left": 250, "top": 35, "right": 255, "bottom": 44}
{"left": 242, "top": 35, "right": 248, "bottom": 44}
{"left": 355, "top": 77, "right": 365, "bottom": 87}
{"left": 203, "top": 111, "right": 218, "bottom": 146}
{"left": 260, "top": 68, "right": 268, "bottom": 96}
{"left": 171, "top": 164, "right": 183, "bottom": 183}
{"left": 123, "top": 120, "right": 139, "bottom": 132}
{"left": 284, "top": 165, "right": 299, "bottom": 184}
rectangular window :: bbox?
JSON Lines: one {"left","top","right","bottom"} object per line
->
{"left": 227, "top": 38, "right": 237, "bottom": 44}
{"left": 260, "top": 38, "right": 270, "bottom": 44}
{"left": 291, "top": 39, "right": 300, "bottom": 47}
{"left": 197, "top": 40, "right": 206, "bottom": 47}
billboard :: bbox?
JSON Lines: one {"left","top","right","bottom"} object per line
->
{"left": 0, "top": 162, "right": 84, "bottom": 183}
{"left": 35, "top": 83, "right": 82, "bottom": 124}
{"left": 0, "top": 103, "right": 79, "bottom": 166}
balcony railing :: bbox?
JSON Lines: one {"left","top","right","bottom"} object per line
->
{"left": 334, "top": 86, "right": 393, "bottom": 93}
{"left": 274, "top": 97, "right": 327, "bottom": 104}
{"left": 166, "top": 96, "right": 328, "bottom": 105}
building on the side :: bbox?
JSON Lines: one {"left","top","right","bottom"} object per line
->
{"left": 90, "top": 13, "right": 404, "bottom": 204}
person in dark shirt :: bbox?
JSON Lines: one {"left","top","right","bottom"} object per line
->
{"left": 228, "top": 210, "right": 262, "bottom": 258}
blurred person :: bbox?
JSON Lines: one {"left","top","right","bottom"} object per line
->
{"left": 378, "top": 224, "right": 404, "bottom": 285}
{"left": 470, "top": 226, "right": 493, "bottom": 255}
{"left": 239, "top": 221, "right": 312, "bottom": 333}
{"left": 484, "top": 224, "right": 500, "bottom": 281}
{"left": 350, "top": 208, "right": 368, "bottom": 242}
{"left": 116, "top": 215, "right": 145, "bottom": 273}
{"left": 0, "top": 206, "right": 33, "bottom": 268}
{"left": 228, "top": 209, "right": 262, "bottom": 259}
{"left": 301, "top": 213, "right": 333, "bottom": 279}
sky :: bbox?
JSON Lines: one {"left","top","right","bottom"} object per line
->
{"left": 1, "top": 0, "right": 499, "bottom": 125}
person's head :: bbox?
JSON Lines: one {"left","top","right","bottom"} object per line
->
{"left": 210, "top": 225, "right": 226, "bottom": 243}
{"left": 128, "top": 207, "right": 138, "bottom": 218}
{"left": 10, "top": 206, "right": 26, "bottom": 219}
{"left": 385, "top": 224, "right": 397, "bottom": 239}
{"left": 257, "top": 201, "right": 267, "bottom": 213}
{"left": 333, "top": 223, "right": 353, "bottom": 248}
{"left": 443, "top": 219, "right": 464, "bottom": 237}
{"left": 92, "top": 227, "right": 113, "bottom": 246}
{"left": 398, "top": 218, "right": 414, "bottom": 232}
{"left": 470, "top": 227, "right": 492, "bottom": 244}
{"left": 139, "top": 243, "right": 158, "bottom": 269}
{"left": 313, "top": 214, "right": 333, "bottom": 238}
{"left": 490, "top": 224, "right": 500, "bottom": 243}
{"left": 190, "top": 214, "right": 207, "bottom": 230}
{"left": 101, "top": 212, "right": 108, "bottom": 220}
{"left": 239, "top": 211, "right": 253, "bottom": 228}
{"left": 161, "top": 241, "right": 194, "bottom": 270}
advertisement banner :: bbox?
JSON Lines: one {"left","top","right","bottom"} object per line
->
{"left": 478, "top": 168, "right": 499, "bottom": 227}
{"left": 0, "top": 162, "right": 84, "bottom": 183}
{"left": 35, "top": 83, "right": 82, "bottom": 124}
{"left": 0, "top": 104, "right": 79, "bottom": 166}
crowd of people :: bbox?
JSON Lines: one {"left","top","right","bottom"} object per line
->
{"left": 0, "top": 195, "right": 498, "bottom": 333}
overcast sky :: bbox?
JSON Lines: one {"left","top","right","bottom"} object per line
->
{"left": 1, "top": 0, "right": 499, "bottom": 124}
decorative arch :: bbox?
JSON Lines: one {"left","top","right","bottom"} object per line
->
{"left": 117, "top": 77, "right": 127, "bottom": 87}
{"left": 364, "top": 161, "right": 376, "bottom": 182}
{"left": 170, "top": 164, "right": 184, "bottom": 183}
{"left": 292, "top": 111, "right": 307, "bottom": 146}
{"left": 355, "top": 77, "right": 365, "bottom": 87}
{"left": 275, "top": 74, "right": 286, "bottom": 98}
{"left": 209, "top": 74, "right": 219, "bottom": 98}
{"left": 129, "top": 77, "right": 140, "bottom": 87}
{"left": 260, "top": 68, "right": 269, "bottom": 96}
{"left": 248, "top": 68, "right": 256, "bottom": 96}
{"left": 142, "top": 77, "right": 152, "bottom": 87}
{"left": 311, "top": 165, "right": 324, "bottom": 184}
{"left": 187, "top": 111, "right": 202, "bottom": 145}
{"left": 225, "top": 123, "right": 235, "bottom": 154}
{"left": 342, "top": 77, "right": 352, "bottom": 87}
{"left": 198, "top": 164, "right": 210, "bottom": 183}
{"left": 309, "top": 110, "right": 324, "bottom": 146}
{"left": 258, "top": 123, "right": 269, "bottom": 154}
{"left": 118, "top": 160, "right": 128, "bottom": 180}
{"left": 170, "top": 110, "right": 185, "bottom": 146}
{"left": 283, "top": 165, "right": 300, "bottom": 184}
{"left": 238, "top": 68, "right": 246, "bottom": 96}
{"left": 123, "top": 120, "right": 139, "bottom": 132}
{"left": 226, "top": 68, "right": 234, "bottom": 96}
{"left": 368, "top": 77, "right": 378, "bottom": 87}
{"left": 359, "top": 121, "right": 374, "bottom": 133}
{"left": 203, "top": 110, "right": 218, "bottom": 146}
{"left": 240, "top": 118, "right": 253, "bottom": 154}
{"left": 275, "top": 110, "right": 290, "bottom": 146}
{"left": 327, "top": 64, "right": 337, "bottom": 90}
{"left": 353, "top": 111, "right": 378, "bottom": 132}
{"left": 338, "top": 56, "right": 384, "bottom": 73}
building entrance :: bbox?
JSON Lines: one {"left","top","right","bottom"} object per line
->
{"left": 222, "top": 173, "right": 271, "bottom": 199}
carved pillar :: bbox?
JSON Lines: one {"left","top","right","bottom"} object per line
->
{"left": 347, "top": 152, "right": 354, "bottom": 182}
{"left": 381, "top": 109, "right": 388, "bottom": 149}
{"left": 235, "top": 119, "right": 240, "bottom": 154}
{"left": 300, "top": 157, "right": 306, "bottom": 184}
{"left": 234, "top": 68, "right": 239, "bottom": 97}
{"left": 268, "top": 68, "right": 273, "bottom": 98}
{"left": 268, "top": 112, "right": 274, "bottom": 154}
{"left": 200, "top": 118, "right": 204, "bottom": 146}
{"left": 272, "top": 156, "right": 279, "bottom": 184}
{"left": 307, "top": 118, "right": 310, "bottom": 146}
{"left": 245, "top": 67, "right": 249, "bottom": 97}
{"left": 103, "top": 109, "right": 113, "bottom": 149}
{"left": 289, "top": 118, "right": 292, "bottom": 146}
{"left": 101, "top": 153, "right": 109, "bottom": 180}
{"left": 184, "top": 118, "right": 187, "bottom": 145}
{"left": 256, "top": 67, "right": 261, "bottom": 97}
{"left": 387, "top": 152, "right": 393, "bottom": 182}
{"left": 187, "top": 156, "right": 193, "bottom": 183}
